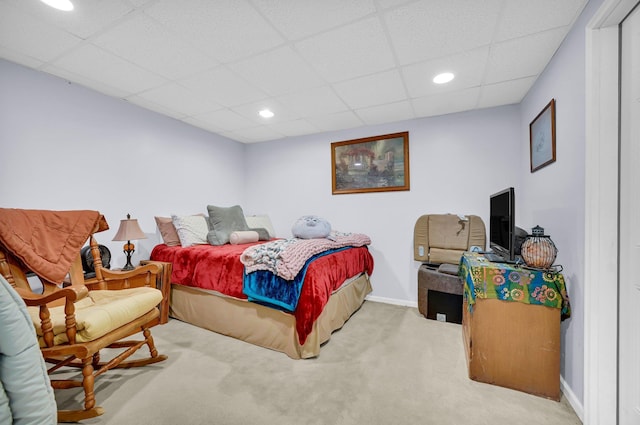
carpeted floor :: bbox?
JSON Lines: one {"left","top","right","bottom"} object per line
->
{"left": 55, "top": 301, "right": 581, "bottom": 425}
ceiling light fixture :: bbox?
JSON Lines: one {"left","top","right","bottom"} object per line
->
{"left": 433, "top": 72, "right": 455, "bottom": 84}
{"left": 258, "top": 109, "right": 274, "bottom": 118}
{"left": 39, "top": 0, "right": 74, "bottom": 11}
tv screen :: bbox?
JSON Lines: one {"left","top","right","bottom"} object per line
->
{"left": 489, "top": 187, "right": 515, "bottom": 261}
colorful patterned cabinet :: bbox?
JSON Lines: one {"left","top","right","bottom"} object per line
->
{"left": 459, "top": 252, "right": 571, "bottom": 401}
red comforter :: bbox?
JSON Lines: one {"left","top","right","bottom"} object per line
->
{"left": 150, "top": 242, "right": 374, "bottom": 344}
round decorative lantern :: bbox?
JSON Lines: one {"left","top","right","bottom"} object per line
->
{"left": 520, "top": 225, "right": 558, "bottom": 269}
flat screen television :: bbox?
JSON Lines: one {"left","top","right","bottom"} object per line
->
{"left": 489, "top": 187, "right": 515, "bottom": 262}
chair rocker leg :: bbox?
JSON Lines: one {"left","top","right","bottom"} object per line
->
{"left": 98, "top": 328, "right": 168, "bottom": 369}
{"left": 57, "top": 407, "right": 105, "bottom": 423}
{"left": 55, "top": 357, "right": 105, "bottom": 423}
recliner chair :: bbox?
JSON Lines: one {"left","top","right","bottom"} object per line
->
{"left": 413, "top": 214, "right": 486, "bottom": 323}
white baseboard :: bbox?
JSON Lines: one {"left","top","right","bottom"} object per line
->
{"left": 365, "top": 294, "right": 417, "bottom": 308}
{"left": 561, "top": 375, "right": 583, "bottom": 422}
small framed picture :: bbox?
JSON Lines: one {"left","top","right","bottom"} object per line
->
{"left": 331, "top": 132, "right": 410, "bottom": 195}
{"left": 529, "top": 99, "right": 556, "bottom": 172}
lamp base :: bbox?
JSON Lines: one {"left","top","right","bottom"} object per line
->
{"left": 122, "top": 241, "right": 136, "bottom": 271}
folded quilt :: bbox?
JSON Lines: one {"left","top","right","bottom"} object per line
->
{"left": 243, "top": 248, "right": 347, "bottom": 312}
{"left": 240, "top": 231, "right": 371, "bottom": 280}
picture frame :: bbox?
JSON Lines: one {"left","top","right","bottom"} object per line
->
{"left": 331, "top": 131, "right": 409, "bottom": 195}
{"left": 529, "top": 99, "right": 556, "bottom": 172}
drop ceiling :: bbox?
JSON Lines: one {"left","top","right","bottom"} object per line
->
{"left": 0, "top": 0, "right": 588, "bottom": 143}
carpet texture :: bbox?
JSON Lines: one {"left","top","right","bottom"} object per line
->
{"left": 54, "top": 301, "right": 581, "bottom": 425}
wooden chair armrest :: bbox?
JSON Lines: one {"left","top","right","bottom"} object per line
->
{"left": 87, "top": 264, "right": 162, "bottom": 291}
{"left": 13, "top": 285, "right": 88, "bottom": 347}
{"left": 14, "top": 285, "right": 89, "bottom": 307}
{"left": 100, "top": 263, "right": 161, "bottom": 280}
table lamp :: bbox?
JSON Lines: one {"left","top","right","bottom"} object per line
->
{"left": 112, "top": 213, "right": 146, "bottom": 270}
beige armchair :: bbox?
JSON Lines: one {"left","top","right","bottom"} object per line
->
{"left": 413, "top": 213, "right": 486, "bottom": 265}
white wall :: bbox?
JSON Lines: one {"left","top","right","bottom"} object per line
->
{"left": 0, "top": 59, "right": 246, "bottom": 267}
{"left": 244, "top": 107, "right": 521, "bottom": 304}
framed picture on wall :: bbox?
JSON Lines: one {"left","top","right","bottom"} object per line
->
{"left": 529, "top": 99, "right": 556, "bottom": 172}
{"left": 331, "top": 131, "right": 410, "bottom": 195}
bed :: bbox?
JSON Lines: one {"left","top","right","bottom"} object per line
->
{"left": 149, "top": 236, "right": 374, "bottom": 359}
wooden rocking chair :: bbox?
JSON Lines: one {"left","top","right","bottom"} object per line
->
{"left": 0, "top": 209, "right": 167, "bottom": 422}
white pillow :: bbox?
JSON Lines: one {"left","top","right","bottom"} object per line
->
{"left": 245, "top": 214, "right": 276, "bottom": 238}
{"left": 171, "top": 215, "right": 209, "bottom": 247}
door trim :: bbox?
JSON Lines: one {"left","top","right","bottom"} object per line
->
{"left": 585, "top": 1, "right": 638, "bottom": 424}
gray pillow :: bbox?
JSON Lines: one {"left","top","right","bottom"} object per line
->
{"left": 207, "top": 205, "right": 250, "bottom": 245}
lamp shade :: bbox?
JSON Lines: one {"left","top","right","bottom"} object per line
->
{"left": 112, "top": 215, "right": 146, "bottom": 242}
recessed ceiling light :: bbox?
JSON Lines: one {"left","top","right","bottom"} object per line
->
{"left": 433, "top": 72, "right": 455, "bottom": 84}
{"left": 40, "top": 0, "right": 74, "bottom": 11}
{"left": 258, "top": 109, "right": 274, "bottom": 118}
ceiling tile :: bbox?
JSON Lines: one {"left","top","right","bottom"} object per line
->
{"left": 355, "top": 100, "right": 415, "bottom": 126}
{"left": 477, "top": 77, "right": 536, "bottom": 109}
{"left": 144, "top": 0, "right": 284, "bottom": 63}
{"left": 295, "top": 17, "right": 396, "bottom": 82}
{"left": 412, "top": 88, "right": 481, "bottom": 117}
{"left": 277, "top": 86, "right": 349, "bottom": 118}
{"left": 0, "top": 3, "right": 82, "bottom": 62}
{"left": 230, "top": 99, "right": 301, "bottom": 126}
{"left": 269, "top": 119, "right": 321, "bottom": 137}
{"left": 0, "top": 0, "right": 589, "bottom": 143}
{"left": 41, "top": 63, "right": 131, "bottom": 98}
{"left": 0, "top": 46, "right": 44, "bottom": 69}
{"left": 131, "top": 83, "right": 222, "bottom": 117}
{"left": 229, "top": 46, "right": 325, "bottom": 97}
{"left": 191, "top": 109, "right": 258, "bottom": 132}
{"left": 128, "top": 0, "right": 155, "bottom": 6}
{"left": 179, "top": 66, "right": 268, "bottom": 107}
{"left": 252, "top": 0, "right": 376, "bottom": 40}
{"left": 92, "top": 14, "right": 218, "bottom": 80}
{"left": 126, "top": 95, "right": 189, "bottom": 119}
{"left": 376, "top": 0, "right": 415, "bottom": 9}
{"left": 333, "top": 70, "right": 406, "bottom": 109}
{"left": 495, "top": 0, "right": 588, "bottom": 41}
{"left": 306, "top": 111, "right": 364, "bottom": 132}
{"left": 2, "top": 0, "right": 135, "bottom": 39}
{"left": 181, "top": 116, "right": 225, "bottom": 134}
{"left": 224, "top": 126, "right": 286, "bottom": 143}
{"left": 402, "top": 47, "right": 489, "bottom": 98}
{"left": 50, "top": 43, "right": 167, "bottom": 94}
{"left": 384, "top": 0, "right": 502, "bottom": 65}
{"left": 485, "top": 28, "right": 568, "bottom": 84}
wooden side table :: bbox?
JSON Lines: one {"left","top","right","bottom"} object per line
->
{"left": 81, "top": 261, "right": 172, "bottom": 324}
{"left": 459, "top": 252, "right": 569, "bottom": 400}
{"left": 140, "top": 260, "right": 172, "bottom": 324}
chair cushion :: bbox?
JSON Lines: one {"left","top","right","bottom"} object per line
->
{"left": 28, "top": 287, "right": 162, "bottom": 347}
{"left": 427, "top": 215, "right": 470, "bottom": 250}
{"left": 428, "top": 247, "right": 466, "bottom": 265}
